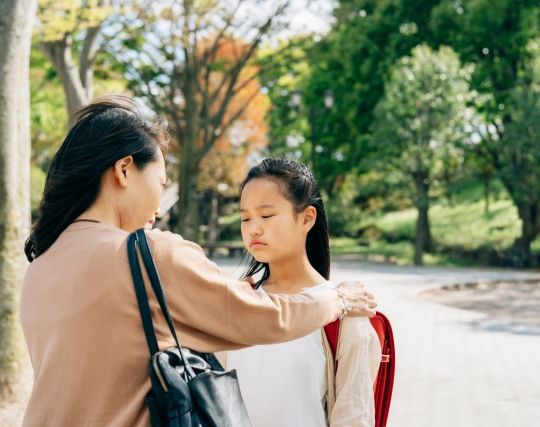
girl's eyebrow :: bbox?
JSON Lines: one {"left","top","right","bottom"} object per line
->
{"left": 240, "top": 204, "right": 276, "bottom": 212}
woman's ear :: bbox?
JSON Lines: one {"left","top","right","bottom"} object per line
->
{"left": 302, "top": 205, "right": 317, "bottom": 232}
{"left": 113, "top": 156, "right": 134, "bottom": 188}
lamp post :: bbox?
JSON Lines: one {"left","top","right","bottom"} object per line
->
{"left": 290, "top": 89, "right": 334, "bottom": 172}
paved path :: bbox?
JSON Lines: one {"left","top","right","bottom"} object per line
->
{"left": 218, "top": 258, "right": 540, "bottom": 427}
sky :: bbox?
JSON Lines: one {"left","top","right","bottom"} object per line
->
{"left": 237, "top": 0, "right": 337, "bottom": 43}
{"left": 282, "top": 0, "right": 336, "bottom": 36}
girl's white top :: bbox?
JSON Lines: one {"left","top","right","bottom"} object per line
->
{"left": 227, "top": 281, "right": 335, "bottom": 427}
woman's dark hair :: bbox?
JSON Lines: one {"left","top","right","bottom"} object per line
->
{"left": 24, "top": 95, "right": 169, "bottom": 262}
{"left": 241, "top": 158, "right": 330, "bottom": 286}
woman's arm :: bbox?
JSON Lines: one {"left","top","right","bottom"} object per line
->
{"left": 147, "top": 229, "right": 346, "bottom": 352}
{"left": 330, "top": 317, "right": 381, "bottom": 427}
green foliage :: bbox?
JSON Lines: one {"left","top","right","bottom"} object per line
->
{"left": 300, "top": 0, "right": 444, "bottom": 190}
{"left": 429, "top": 1, "right": 540, "bottom": 265}
{"left": 37, "top": 0, "right": 111, "bottom": 42}
{"left": 325, "top": 173, "right": 365, "bottom": 236}
{"left": 30, "top": 39, "right": 68, "bottom": 165}
{"left": 372, "top": 43, "right": 476, "bottom": 263}
{"left": 338, "top": 179, "right": 525, "bottom": 265}
{"left": 29, "top": 36, "right": 125, "bottom": 166}
{"left": 429, "top": 0, "right": 540, "bottom": 117}
{"left": 217, "top": 211, "right": 241, "bottom": 242}
{"left": 257, "top": 37, "right": 315, "bottom": 159}
{"left": 373, "top": 44, "right": 475, "bottom": 174}
{"left": 364, "top": 196, "right": 520, "bottom": 251}
{"left": 499, "top": 68, "right": 540, "bottom": 210}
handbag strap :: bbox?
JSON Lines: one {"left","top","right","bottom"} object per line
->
{"left": 127, "top": 232, "right": 160, "bottom": 355}
{"left": 133, "top": 229, "right": 195, "bottom": 378}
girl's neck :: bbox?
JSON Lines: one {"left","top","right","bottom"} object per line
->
{"left": 263, "top": 254, "right": 326, "bottom": 294}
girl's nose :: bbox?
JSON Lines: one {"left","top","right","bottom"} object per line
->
{"left": 249, "top": 221, "right": 263, "bottom": 236}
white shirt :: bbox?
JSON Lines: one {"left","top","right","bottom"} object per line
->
{"left": 227, "top": 281, "right": 335, "bottom": 427}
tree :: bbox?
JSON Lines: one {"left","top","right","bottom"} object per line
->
{"left": 493, "top": 48, "right": 540, "bottom": 265}
{"left": 115, "top": 0, "right": 288, "bottom": 240}
{"left": 256, "top": 36, "right": 315, "bottom": 159}
{"left": 197, "top": 75, "right": 270, "bottom": 244}
{"left": 30, "top": 38, "right": 69, "bottom": 166}
{"left": 0, "top": 0, "right": 38, "bottom": 398}
{"left": 430, "top": 0, "right": 540, "bottom": 265}
{"left": 298, "top": 0, "right": 444, "bottom": 193}
{"left": 373, "top": 45, "right": 475, "bottom": 265}
{"left": 37, "top": 0, "right": 112, "bottom": 117}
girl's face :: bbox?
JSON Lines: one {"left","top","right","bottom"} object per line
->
{"left": 240, "top": 177, "right": 315, "bottom": 264}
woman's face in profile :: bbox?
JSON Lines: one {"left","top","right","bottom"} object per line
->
{"left": 120, "top": 149, "right": 167, "bottom": 231}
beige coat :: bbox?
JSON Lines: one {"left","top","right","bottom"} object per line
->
{"left": 20, "top": 222, "right": 343, "bottom": 426}
{"left": 323, "top": 318, "right": 381, "bottom": 427}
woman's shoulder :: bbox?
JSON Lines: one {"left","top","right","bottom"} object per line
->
{"left": 146, "top": 228, "right": 196, "bottom": 250}
{"left": 144, "top": 228, "right": 212, "bottom": 265}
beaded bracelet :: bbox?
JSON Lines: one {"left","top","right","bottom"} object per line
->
{"left": 336, "top": 287, "right": 353, "bottom": 320}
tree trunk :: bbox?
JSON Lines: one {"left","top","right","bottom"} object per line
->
{"left": 512, "top": 203, "right": 539, "bottom": 267}
{"left": 0, "top": 0, "right": 37, "bottom": 399}
{"left": 443, "top": 166, "right": 454, "bottom": 207}
{"left": 175, "top": 60, "right": 202, "bottom": 242}
{"left": 413, "top": 170, "right": 432, "bottom": 266}
{"left": 176, "top": 156, "right": 201, "bottom": 242}
{"left": 207, "top": 190, "right": 220, "bottom": 245}
{"left": 41, "top": 37, "right": 88, "bottom": 118}
{"left": 483, "top": 174, "right": 491, "bottom": 215}
{"left": 498, "top": 170, "right": 539, "bottom": 267}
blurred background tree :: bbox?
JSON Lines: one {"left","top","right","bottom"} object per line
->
{"left": 0, "top": 0, "right": 38, "bottom": 400}
{"left": 17, "top": 0, "right": 540, "bottom": 266}
{"left": 111, "top": 0, "right": 287, "bottom": 240}
{"left": 373, "top": 45, "right": 475, "bottom": 264}
{"left": 429, "top": 0, "right": 540, "bottom": 266}
{"left": 36, "top": 0, "right": 113, "bottom": 118}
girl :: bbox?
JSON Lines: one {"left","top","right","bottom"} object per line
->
{"left": 227, "top": 158, "right": 382, "bottom": 427}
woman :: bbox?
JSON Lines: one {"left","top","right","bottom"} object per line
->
{"left": 20, "top": 96, "right": 377, "bottom": 426}
{"left": 227, "top": 159, "right": 381, "bottom": 427}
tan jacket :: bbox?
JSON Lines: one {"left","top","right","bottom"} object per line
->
{"left": 20, "top": 222, "right": 343, "bottom": 427}
{"left": 323, "top": 317, "right": 381, "bottom": 427}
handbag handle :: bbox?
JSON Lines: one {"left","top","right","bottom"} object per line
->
{"left": 128, "top": 230, "right": 195, "bottom": 379}
{"left": 134, "top": 231, "right": 187, "bottom": 353}
{"left": 128, "top": 232, "right": 160, "bottom": 355}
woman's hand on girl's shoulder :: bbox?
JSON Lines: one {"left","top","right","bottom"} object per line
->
{"left": 337, "top": 281, "right": 377, "bottom": 318}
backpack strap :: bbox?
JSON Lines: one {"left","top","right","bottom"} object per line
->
{"left": 323, "top": 319, "right": 341, "bottom": 360}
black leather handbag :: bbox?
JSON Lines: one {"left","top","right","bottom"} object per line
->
{"left": 127, "top": 229, "right": 252, "bottom": 427}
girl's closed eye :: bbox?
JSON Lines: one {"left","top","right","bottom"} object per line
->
{"left": 261, "top": 215, "right": 275, "bottom": 219}
{"left": 241, "top": 217, "right": 251, "bottom": 222}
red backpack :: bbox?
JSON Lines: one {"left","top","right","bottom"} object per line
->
{"left": 324, "top": 312, "right": 395, "bottom": 427}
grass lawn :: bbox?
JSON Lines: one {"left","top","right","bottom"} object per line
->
{"left": 331, "top": 180, "right": 540, "bottom": 266}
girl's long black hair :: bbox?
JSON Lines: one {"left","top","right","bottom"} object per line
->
{"left": 241, "top": 158, "right": 330, "bottom": 287}
{"left": 24, "top": 96, "right": 169, "bottom": 262}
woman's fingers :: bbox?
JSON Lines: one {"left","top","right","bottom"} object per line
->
{"left": 244, "top": 276, "right": 256, "bottom": 287}
{"left": 336, "top": 281, "right": 378, "bottom": 317}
